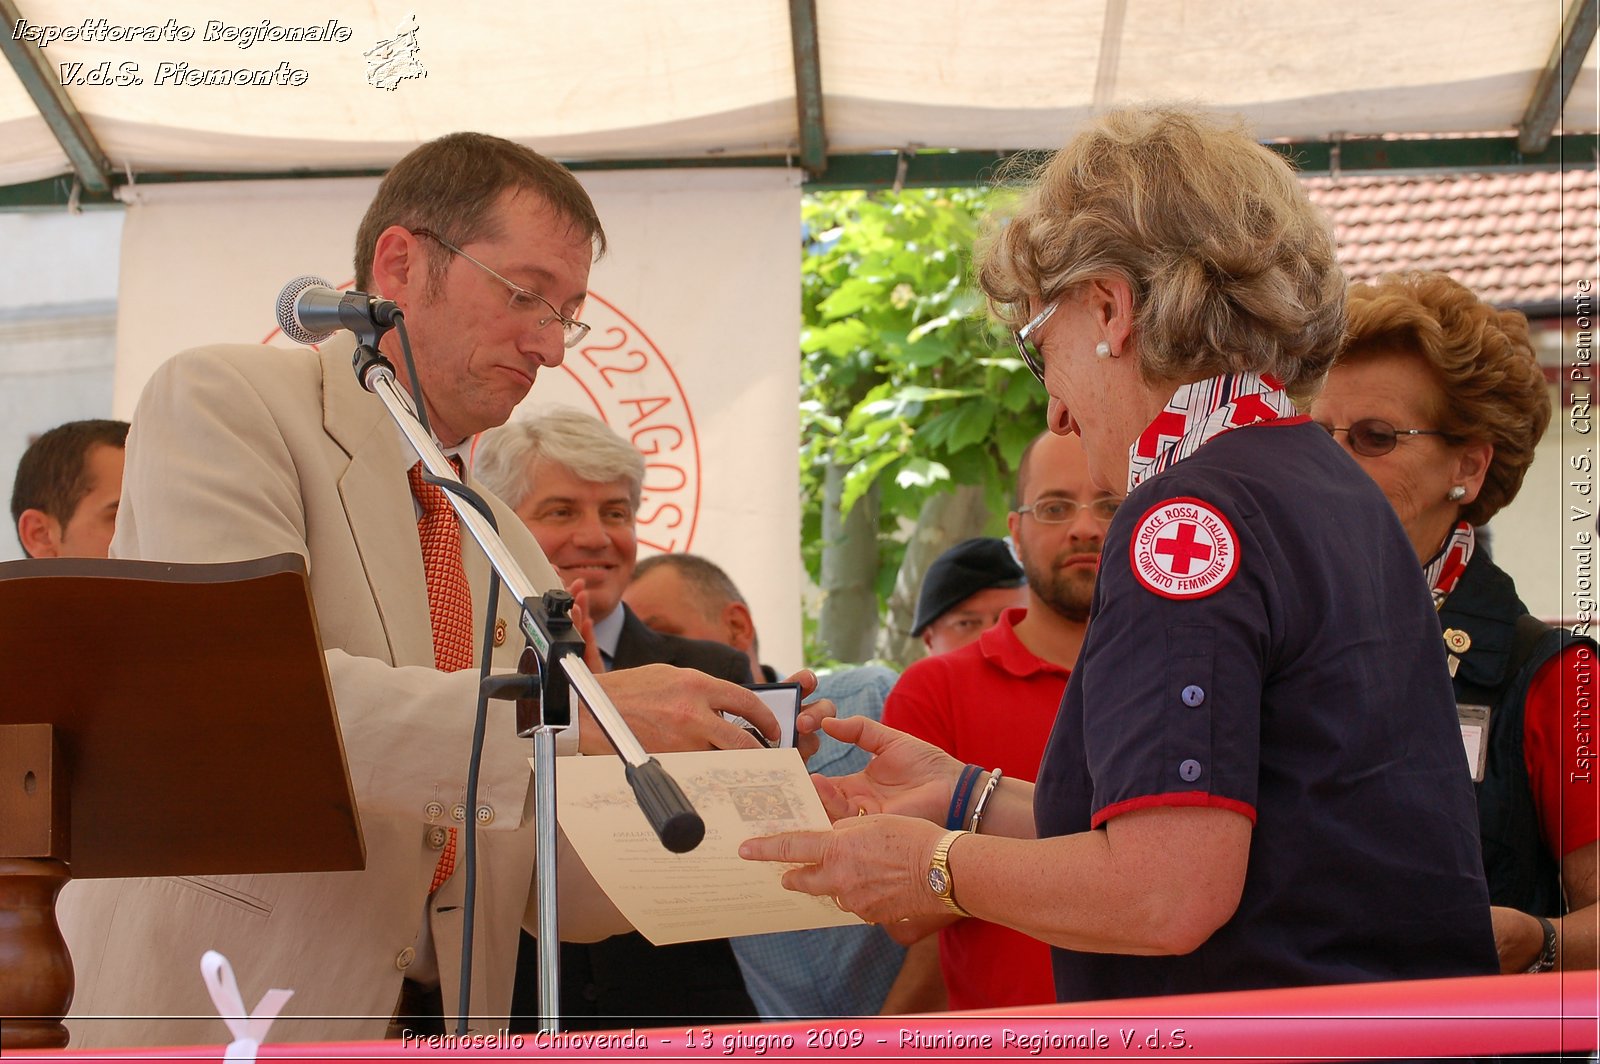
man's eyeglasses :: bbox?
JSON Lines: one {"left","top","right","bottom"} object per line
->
{"left": 1014, "top": 496, "right": 1121, "bottom": 524}
{"left": 1319, "top": 418, "right": 1459, "bottom": 458}
{"left": 1013, "top": 300, "right": 1059, "bottom": 385}
{"left": 412, "top": 228, "right": 591, "bottom": 348}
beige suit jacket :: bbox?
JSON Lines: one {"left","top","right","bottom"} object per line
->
{"left": 58, "top": 337, "right": 619, "bottom": 1047}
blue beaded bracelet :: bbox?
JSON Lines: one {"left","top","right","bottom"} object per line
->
{"left": 945, "top": 764, "right": 983, "bottom": 831}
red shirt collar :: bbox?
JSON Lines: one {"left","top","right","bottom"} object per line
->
{"left": 979, "top": 606, "right": 1074, "bottom": 680}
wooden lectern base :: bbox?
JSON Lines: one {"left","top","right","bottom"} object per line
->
{"left": 0, "top": 857, "right": 72, "bottom": 1049}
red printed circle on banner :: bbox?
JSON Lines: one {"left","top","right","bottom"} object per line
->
{"left": 558, "top": 294, "right": 701, "bottom": 554}
{"left": 1129, "top": 496, "right": 1239, "bottom": 600}
{"left": 260, "top": 286, "right": 703, "bottom": 553}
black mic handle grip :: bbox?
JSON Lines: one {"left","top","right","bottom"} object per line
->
{"left": 352, "top": 343, "right": 394, "bottom": 390}
{"left": 625, "top": 759, "right": 705, "bottom": 854}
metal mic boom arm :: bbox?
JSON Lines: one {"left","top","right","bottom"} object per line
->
{"left": 351, "top": 339, "right": 704, "bottom": 1032}
{"left": 350, "top": 341, "right": 702, "bottom": 831}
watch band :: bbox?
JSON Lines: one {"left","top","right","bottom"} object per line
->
{"left": 927, "top": 829, "right": 972, "bottom": 918}
{"left": 1525, "top": 914, "right": 1558, "bottom": 973}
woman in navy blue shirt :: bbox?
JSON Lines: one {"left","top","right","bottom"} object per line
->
{"left": 744, "top": 105, "right": 1497, "bottom": 1000}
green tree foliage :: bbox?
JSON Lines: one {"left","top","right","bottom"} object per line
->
{"left": 799, "top": 187, "right": 1048, "bottom": 661}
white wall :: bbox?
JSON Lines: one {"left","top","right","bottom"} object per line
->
{"left": 1493, "top": 325, "right": 1596, "bottom": 625}
{"left": 1493, "top": 398, "right": 1587, "bottom": 622}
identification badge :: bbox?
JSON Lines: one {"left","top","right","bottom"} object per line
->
{"left": 1457, "top": 703, "right": 1490, "bottom": 783}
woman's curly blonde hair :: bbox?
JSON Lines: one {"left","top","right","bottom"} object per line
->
{"left": 1342, "top": 271, "right": 1548, "bottom": 526}
{"left": 976, "top": 105, "right": 1347, "bottom": 397}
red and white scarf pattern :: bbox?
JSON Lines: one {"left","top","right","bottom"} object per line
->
{"left": 1424, "top": 521, "right": 1475, "bottom": 610}
{"left": 1127, "top": 371, "right": 1298, "bottom": 493}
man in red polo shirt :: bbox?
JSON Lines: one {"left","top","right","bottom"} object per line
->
{"left": 882, "top": 430, "right": 1115, "bottom": 1011}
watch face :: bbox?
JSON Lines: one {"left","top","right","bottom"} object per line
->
{"left": 928, "top": 867, "right": 950, "bottom": 896}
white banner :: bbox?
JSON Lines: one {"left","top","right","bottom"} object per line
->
{"left": 113, "top": 168, "right": 803, "bottom": 668}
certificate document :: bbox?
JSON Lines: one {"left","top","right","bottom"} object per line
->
{"left": 552, "top": 749, "right": 862, "bottom": 945}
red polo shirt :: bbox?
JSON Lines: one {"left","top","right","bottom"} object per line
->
{"left": 883, "top": 607, "right": 1071, "bottom": 1009}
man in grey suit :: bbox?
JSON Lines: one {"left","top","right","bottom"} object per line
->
{"left": 477, "top": 409, "right": 759, "bottom": 1028}
{"left": 58, "top": 133, "right": 813, "bottom": 1048}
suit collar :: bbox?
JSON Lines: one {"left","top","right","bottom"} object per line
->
{"left": 318, "top": 335, "right": 435, "bottom": 666}
{"left": 611, "top": 605, "right": 666, "bottom": 670}
{"left": 319, "top": 334, "right": 392, "bottom": 458}
{"left": 592, "top": 603, "right": 626, "bottom": 661}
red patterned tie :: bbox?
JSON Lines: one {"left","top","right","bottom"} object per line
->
{"left": 409, "top": 458, "right": 473, "bottom": 892}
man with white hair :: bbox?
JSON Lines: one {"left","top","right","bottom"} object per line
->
{"left": 476, "top": 408, "right": 758, "bottom": 1028}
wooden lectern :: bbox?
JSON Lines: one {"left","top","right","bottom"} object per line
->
{"left": 0, "top": 554, "right": 365, "bottom": 1049}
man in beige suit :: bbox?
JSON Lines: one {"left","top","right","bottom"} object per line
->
{"left": 57, "top": 133, "right": 806, "bottom": 1048}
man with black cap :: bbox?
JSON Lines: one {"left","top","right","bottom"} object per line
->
{"left": 881, "top": 431, "right": 1114, "bottom": 1012}
{"left": 911, "top": 537, "right": 1028, "bottom": 655}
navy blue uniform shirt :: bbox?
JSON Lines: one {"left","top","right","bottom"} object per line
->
{"left": 1034, "top": 419, "right": 1498, "bottom": 1001}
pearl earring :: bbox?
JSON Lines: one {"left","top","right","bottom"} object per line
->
{"left": 1095, "top": 341, "right": 1112, "bottom": 359}
{"left": 1447, "top": 485, "right": 1466, "bottom": 502}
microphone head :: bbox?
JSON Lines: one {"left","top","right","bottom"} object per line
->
{"left": 275, "top": 275, "right": 338, "bottom": 346}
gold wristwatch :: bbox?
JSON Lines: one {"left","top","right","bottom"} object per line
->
{"left": 927, "top": 829, "right": 972, "bottom": 917}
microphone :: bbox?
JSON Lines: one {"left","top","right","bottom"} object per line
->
{"left": 275, "top": 275, "right": 401, "bottom": 345}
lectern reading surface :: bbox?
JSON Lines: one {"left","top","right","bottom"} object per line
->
{"left": 0, "top": 553, "right": 365, "bottom": 1048}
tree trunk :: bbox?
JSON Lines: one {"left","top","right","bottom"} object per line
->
{"left": 817, "top": 463, "right": 882, "bottom": 663}
{"left": 878, "top": 484, "right": 991, "bottom": 667}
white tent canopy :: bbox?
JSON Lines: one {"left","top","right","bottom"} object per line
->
{"left": 2, "top": 0, "right": 1596, "bottom": 191}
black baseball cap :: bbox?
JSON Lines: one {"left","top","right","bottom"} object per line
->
{"left": 911, "top": 537, "right": 1026, "bottom": 636}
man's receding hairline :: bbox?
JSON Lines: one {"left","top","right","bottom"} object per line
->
{"left": 633, "top": 557, "right": 727, "bottom": 622}
{"left": 488, "top": 186, "right": 604, "bottom": 261}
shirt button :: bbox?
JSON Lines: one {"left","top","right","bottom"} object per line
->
{"left": 451, "top": 803, "right": 468, "bottom": 823}
{"left": 395, "top": 947, "right": 416, "bottom": 970}
{"left": 476, "top": 805, "right": 495, "bottom": 826}
{"left": 1179, "top": 759, "right": 1203, "bottom": 782}
{"left": 425, "top": 826, "right": 448, "bottom": 850}
{"left": 425, "top": 801, "right": 445, "bottom": 821}
{"left": 1181, "top": 685, "right": 1206, "bottom": 707}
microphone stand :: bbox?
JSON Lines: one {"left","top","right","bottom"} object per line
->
{"left": 349, "top": 333, "right": 704, "bottom": 1033}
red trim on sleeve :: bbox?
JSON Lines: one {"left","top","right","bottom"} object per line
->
{"left": 1523, "top": 641, "right": 1599, "bottom": 858}
{"left": 1091, "top": 791, "right": 1258, "bottom": 829}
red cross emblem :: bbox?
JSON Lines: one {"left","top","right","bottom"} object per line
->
{"left": 1129, "top": 497, "right": 1240, "bottom": 599}
{"left": 1154, "top": 522, "right": 1214, "bottom": 575}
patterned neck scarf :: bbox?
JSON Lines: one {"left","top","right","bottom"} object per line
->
{"left": 1423, "top": 520, "right": 1475, "bottom": 610}
{"left": 1127, "top": 371, "right": 1300, "bottom": 493}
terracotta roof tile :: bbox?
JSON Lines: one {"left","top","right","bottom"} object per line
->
{"left": 1303, "top": 168, "right": 1599, "bottom": 308}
